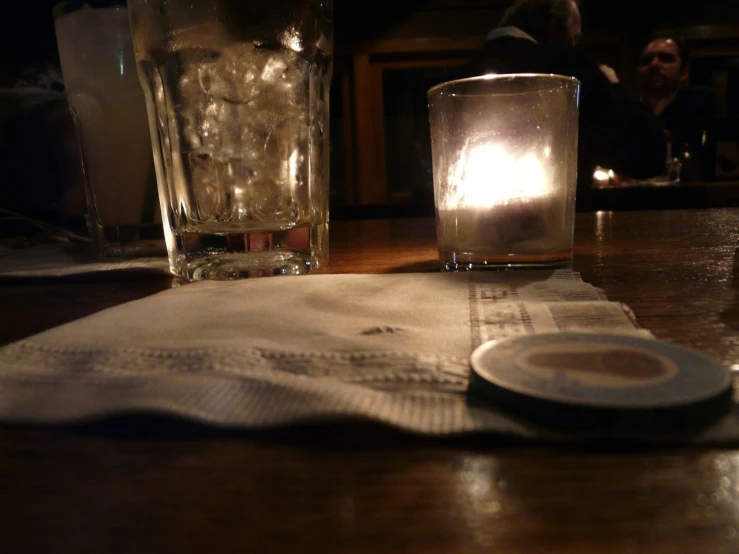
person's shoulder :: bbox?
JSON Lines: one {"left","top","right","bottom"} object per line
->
{"left": 463, "top": 36, "right": 544, "bottom": 77}
{"left": 479, "top": 35, "right": 540, "bottom": 55}
{"left": 467, "top": 38, "right": 603, "bottom": 85}
{"left": 536, "top": 43, "right": 602, "bottom": 75}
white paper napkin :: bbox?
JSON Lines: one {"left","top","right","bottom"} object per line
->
{"left": 8, "top": 269, "right": 711, "bottom": 442}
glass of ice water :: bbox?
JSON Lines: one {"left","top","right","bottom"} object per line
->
{"left": 54, "top": 0, "right": 164, "bottom": 260}
{"left": 128, "top": 0, "right": 333, "bottom": 280}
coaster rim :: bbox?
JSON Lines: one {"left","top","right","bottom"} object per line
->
{"left": 470, "top": 332, "right": 733, "bottom": 411}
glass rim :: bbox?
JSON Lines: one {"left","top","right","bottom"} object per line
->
{"left": 428, "top": 73, "right": 580, "bottom": 97}
{"left": 53, "top": 0, "right": 126, "bottom": 20}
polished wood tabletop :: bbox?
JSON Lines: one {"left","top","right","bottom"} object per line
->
{"left": 3, "top": 209, "right": 739, "bottom": 553}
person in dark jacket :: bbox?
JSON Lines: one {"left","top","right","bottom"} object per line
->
{"left": 637, "top": 35, "right": 723, "bottom": 167}
{"left": 458, "top": 0, "right": 667, "bottom": 210}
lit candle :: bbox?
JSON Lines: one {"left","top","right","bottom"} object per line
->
{"left": 592, "top": 166, "right": 615, "bottom": 189}
{"left": 436, "top": 141, "right": 570, "bottom": 264}
{"left": 428, "top": 73, "right": 579, "bottom": 270}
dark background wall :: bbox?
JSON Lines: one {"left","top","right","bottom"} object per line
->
{"left": 4, "top": 0, "right": 739, "bottom": 87}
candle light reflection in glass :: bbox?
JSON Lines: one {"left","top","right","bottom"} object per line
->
{"left": 437, "top": 139, "right": 569, "bottom": 270}
{"left": 445, "top": 142, "right": 553, "bottom": 209}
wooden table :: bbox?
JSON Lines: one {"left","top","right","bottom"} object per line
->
{"left": 590, "top": 180, "right": 739, "bottom": 211}
{"left": 2, "top": 209, "right": 739, "bottom": 553}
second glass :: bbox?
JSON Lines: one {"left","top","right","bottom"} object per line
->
{"left": 55, "top": 0, "right": 163, "bottom": 260}
{"left": 128, "top": 0, "right": 333, "bottom": 280}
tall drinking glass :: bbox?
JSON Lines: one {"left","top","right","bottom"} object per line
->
{"left": 128, "top": 0, "right": 333, "bottom": 280}
{"left": 54, "top": 0, "right": 163, "bottom": 260}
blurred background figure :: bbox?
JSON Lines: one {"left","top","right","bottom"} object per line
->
{"left": 459, "top": 0, "right": 667, "bottom": 209}
{"left": 638, "top": 36, "right": 723, "bottom": 125}
{"left": 637, "top": 35, "right": 724, "bottom": 178}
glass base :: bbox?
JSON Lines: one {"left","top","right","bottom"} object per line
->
{"left": 440, "top": 249, "right": 571, "bottom": 271}
{"left": 170, "top": 224, "right": 327, "bottom": 281}
{"left": 89, "top": 221, "right": 167, "bottom": 260}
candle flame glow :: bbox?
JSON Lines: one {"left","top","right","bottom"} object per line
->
{"left": 592, "top": 167, "right": 615, "bottom": 188}
{"left": 447, "top": 143, "right": 553, "bottom": 209}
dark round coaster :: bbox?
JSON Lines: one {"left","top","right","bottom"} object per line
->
{"left": 469, "top": 333, "right": 734, "bottom": 433}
